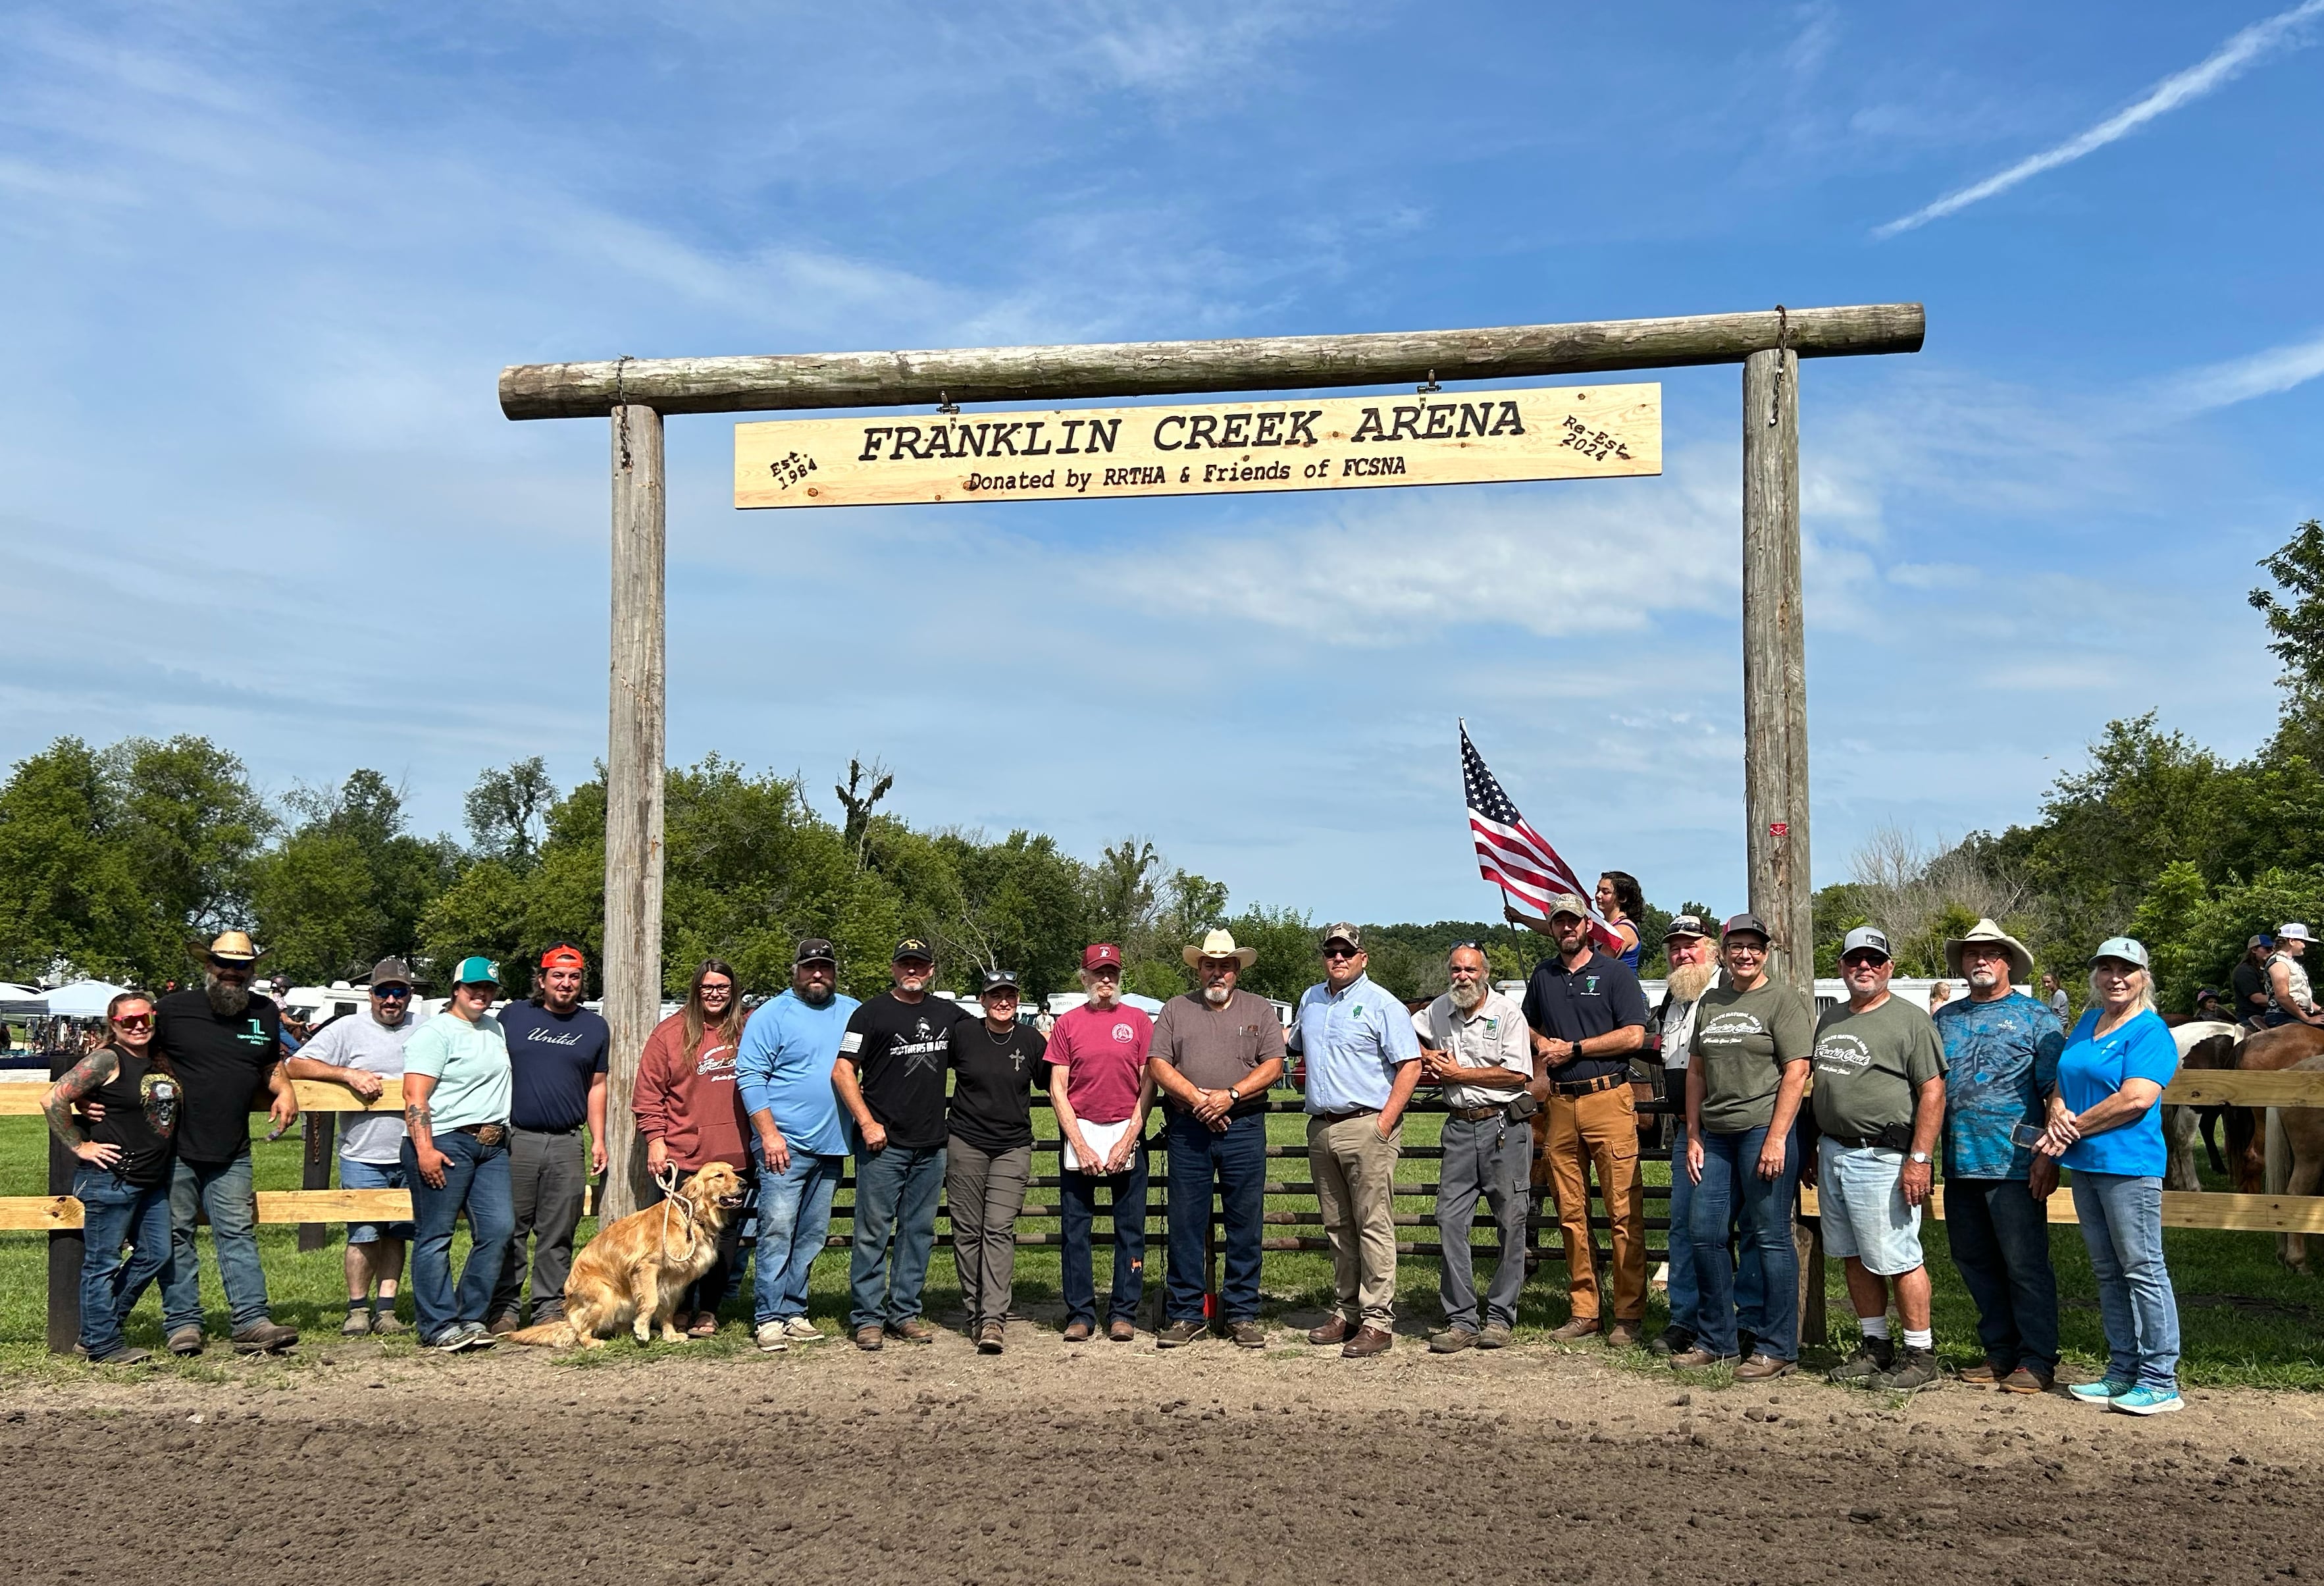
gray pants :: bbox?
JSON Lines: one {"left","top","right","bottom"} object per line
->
{"left": 946, "top": 1138, "right": 1031, "bottom": 1328}
{"left": 492, "top": 1126, "right": 588, "bottom": 1323}
{"left": 1435, "top": 1114, "right": 1532, "bottom": 1331}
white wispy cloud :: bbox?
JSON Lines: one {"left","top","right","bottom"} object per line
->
{"left": 1874, "top": 0, "right": 2324, "bottom": 238}
{"left": 2163, "top": 328, "right": 2324, "bottom": 415}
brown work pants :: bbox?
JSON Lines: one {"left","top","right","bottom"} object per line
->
{"left": 1543, "top": 1084, "right": 1646, "bottom": 1324}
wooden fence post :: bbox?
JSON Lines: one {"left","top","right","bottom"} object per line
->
{"left": 1740, "top": 341, "right": 1811, "bottom": 999}
{"left": 297, "top": 1113, "right": 335, "bottom": 1252}
{"left": 47, "top": 1050, "right": 84, "bottom": 1354}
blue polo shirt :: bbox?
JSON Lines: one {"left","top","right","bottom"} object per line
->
{"left": 1522, "top": 949, "right": 1649, "bottom": 1084}
{"left": 1290, "top": 974, "right": 1420, "bottom": 1114}
{"left": 2057, "top": 1007, "right": 2178, "bottom": 1178}
{"left": 736, "top": 988, "right": 862, "bottom": 1158}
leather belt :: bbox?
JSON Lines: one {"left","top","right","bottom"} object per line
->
{"left": 1822, "top": 1132, "right": 1903, "bottom": 1151}
{"left": 1448, "top": 1104, "right": 1505, "bottom": 1122}
{"left": 1314, "top": 1106, "right": 1378, "bottom": 1124}
{"left": 453, "top": 1122, "right": 509, "bottom": 1146}
{"left": 1550, "top": 1073, "right": 1627, "bottom": 1097}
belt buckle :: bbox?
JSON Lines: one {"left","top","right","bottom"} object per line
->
{"left": 475, "top": 1123, "right": 506, "bottom": 1148}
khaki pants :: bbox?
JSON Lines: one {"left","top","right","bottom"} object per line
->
{"left": 1543, "top": 1085, "right": 1646, "bottom": 1324}
{"left": 1308, "top": 1112, "right": 1403, "bottom": 1327}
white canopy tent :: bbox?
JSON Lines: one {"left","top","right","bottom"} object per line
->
{"left": 11, "top": 979, "right": 135, "bottom": 1018}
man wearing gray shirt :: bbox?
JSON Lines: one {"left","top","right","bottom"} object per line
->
{"left": 1414, "top": 943, "right": 1536, "bottom": 1352}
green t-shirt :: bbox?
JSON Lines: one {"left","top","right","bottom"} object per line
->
{"left": 1689, "top": 980, "right": 1816, "bottom": 1134}
{"left": 1810, "top": 994, "right": 1948, "bottom": 1140}
{"left": 401, "top": 1011, "right": 513, "bottom": 1132}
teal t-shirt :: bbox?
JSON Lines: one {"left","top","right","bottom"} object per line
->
{"left": 401, "top": 1011, "right": 513, "bottom": 1131}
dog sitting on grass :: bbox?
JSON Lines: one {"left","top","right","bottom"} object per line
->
{"left": 509, "top": 1161, "right": 750, "bottom": 1348}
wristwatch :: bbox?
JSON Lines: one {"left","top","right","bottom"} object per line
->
{"left": 1225, "top": 1084, "right": 1242, "bottom": 1103}
{"left": 1908, "top": 1150, "right": 1931, "bottom": 1164}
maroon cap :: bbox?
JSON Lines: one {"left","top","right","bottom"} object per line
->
{"left": 1082, "top": 943, "right": 1123, "bottom": 971}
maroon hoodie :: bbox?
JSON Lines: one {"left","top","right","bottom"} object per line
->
{"left": 631, "top": 1011, "right": 750, "bottom": 1172}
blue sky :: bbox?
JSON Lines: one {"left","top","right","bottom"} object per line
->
{"left": 3, "top": 2, "right": 2319, "bottom": 926}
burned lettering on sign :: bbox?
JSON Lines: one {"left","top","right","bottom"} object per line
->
{"left": 766, "top": 450, "right": 819, "bottom": 490}
{"left": 1557, "top": 414, "right": 1632, "bottom": 462}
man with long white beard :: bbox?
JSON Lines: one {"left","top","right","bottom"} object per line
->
{"left": 1413, "top": 943, "right": 1536, "bottom": 1353}
{"left": 1147, "top": 929, "right": 1286, "bottom": 1349}
{"left": 1651, "top": 915, "right": 1736, "bottom": 1359}
{"left": 155, "top": 932, "right": 301, "bottom": 1356}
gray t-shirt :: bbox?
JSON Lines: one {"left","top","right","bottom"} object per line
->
{"left": 1690, "top": 980, "right": 1816, "bottom": 1134}
{"left": 301, "top": 1011, "right": 419, "bottom": 1164}
{"left": 1412, "top": 989, "right": 1534, "bottom": 1109}
{"left": 1811, "top": 994, "right": 1948, "bottom": 1140}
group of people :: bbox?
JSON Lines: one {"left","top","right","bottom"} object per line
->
{"left": 43, "top": 896, "right": 2199, "bottom": 1414}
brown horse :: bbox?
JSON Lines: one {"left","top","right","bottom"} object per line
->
{"left": 2215, "top": 1023, "right": 2324, "bottom": 1193}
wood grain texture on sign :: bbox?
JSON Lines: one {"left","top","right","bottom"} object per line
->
{"left": 733, "top": 383, "right": 1660, "bottom": 508}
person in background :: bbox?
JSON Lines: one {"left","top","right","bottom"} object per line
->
{"left": 1414, "top": 943, "right": 1534, "bottom": 1354}
{"left": 738, "top": 939, "right": 860, "bottom": 1352}
{"left": 634, "top": 959, "right": 752, "bottom": 1338}
{"left": 1935, "top": 919, "right": 2065, "bottom": 1394}
{"left": 156, "top": 931, "right": 300, "bottom": 1357}
{"left": 285, "top": 957, "right": 421, "bottom": 1335}
{"left": 1595, "top": 871, "right": 1647, "bottom": 971}
{"left": 1649, "top": 913, "right": 1751, "bottom": 1360}
{"left": 2194, "top": 988, "right": 2229, "bottom": 1021}
{"left": 400, "top": 956, "right": 515, "bottom": 1353}
{"left": 834, "top": 938, "right": 964, "bottom": 1350}
{"left": 489, "top": 943, "right": 609, "bottom": 1334}
{"left": 1148, "top": 929, "right": 1285, "bottom": 1351}
{"left": 1048, "top": 943, "right": 1157, "bottom": 1344}
{"left": 2043, "top": 971, "right": 2071, "bottom": 1026}
{"left": 945, "top": 969, "right": 1046, "bottom": 1354}
{"left": 2230, "top": 937, "right": 2273, "bottom": 1028}
{"left": 1927, "top": 981, "right": 1953, "bottom": 1013}
{"left": 1678, "top": 913, "right": 1814, "bottom": 1379}
{"left": 43, "top": 993, "right": 179, "bottom": 1363}
{"left": 2265, "top": 924, "right": 2323, "bottom": 1028}
{"left": 2040, "top": 938, "right": 2184, "bottom": 1415}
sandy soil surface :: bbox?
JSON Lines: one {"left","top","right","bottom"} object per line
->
{"left": 7, "top": 1317, "right": 2321, "bottom": 1586}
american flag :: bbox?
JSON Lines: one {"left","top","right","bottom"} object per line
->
{"left": 1461, "top": 721, "right": 1626, "bottom": 953}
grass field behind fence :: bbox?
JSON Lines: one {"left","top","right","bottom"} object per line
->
{"left": 6, "top": 1109, "right": 2323, "bottom": 1387}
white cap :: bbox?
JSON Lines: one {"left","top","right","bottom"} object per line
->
{"left": 2279, "top": 923, "right": 2313, "bottom": 943}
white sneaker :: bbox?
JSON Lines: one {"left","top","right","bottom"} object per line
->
{"left": 754, "top": 1321, "right": 790, "bottom": 1353}
{"left": 781, "top": 1316, "right": 827, "bottom": 1342}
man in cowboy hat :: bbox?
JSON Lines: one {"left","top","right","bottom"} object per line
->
{"left": 155, "top": 931, "right": 301, "bottom": 1355}
{"left": 1933, "top": 917, "right": 2065, "bottom": 1392}
{"left": 1147, "top": 928, "right": 1285, "bottom": 1348}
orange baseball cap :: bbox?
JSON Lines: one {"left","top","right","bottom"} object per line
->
{"left": 540, "top": 944, "right": 587, "bottom": 970}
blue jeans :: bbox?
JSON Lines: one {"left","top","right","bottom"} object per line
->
{"left": 749, "top": 1140, "right": 842, "bottom": 1325}
{"left": 76, "top": 1169, "right": 174, "bottom": 1357}
{"left": 1163, "top": 1109, "right": 1266, "bottom": 1325}
{"left": 402, "top": 1131, "right": 515, "bottom": 1344}
{"left": 1688, "top": 1122, "right": 1800, "bottom": 1361}
{"left": 1944, "top": 1176, "right": 2060, "bottom": 1375}
{"left": 2071, "top": 1171, "right": 2180, "bottom": 1391}
{"left": 1061, "top": 1134, "right": 1150, "bottom": 1328}
{"left": 162, "top": 1153, "right": 272, "bottom": 1335}
{"left": 847, "top": 1143, "right": 945, "bottom": 1333}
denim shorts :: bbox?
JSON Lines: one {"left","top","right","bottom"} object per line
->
{"left": 1817, "top": 1139, "right": 1923, "bottom": 1276}
{"left": 340, "top": 1155, "right": 416, "bottom": 1244}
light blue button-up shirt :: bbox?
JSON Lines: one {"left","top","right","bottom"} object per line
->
{"left": 1291, "top": 973, "right": 1421, "bottom": 1114}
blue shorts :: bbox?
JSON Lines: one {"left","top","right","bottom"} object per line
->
{"left": 340, "top": 1155, "right": 415, "bottom": 1244}
{"left": 1817, "top": 1139, "right": 1923, "bottom": 1277}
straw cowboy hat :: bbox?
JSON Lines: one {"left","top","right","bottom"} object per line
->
{"left": 1944, "top": 918, "right": 2032, "bottom": 982}
{"left": 192, "top": 929, "right": 267, "bottom": 965}
{"left": 1182, "top": 928, "right": 1258, "bottom": 968}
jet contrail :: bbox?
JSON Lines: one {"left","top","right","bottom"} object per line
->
{"left": 1875, "top": 0, "right": 2324, "bottom": 238}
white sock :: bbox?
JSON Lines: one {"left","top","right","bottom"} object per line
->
{"left": 1858, "top": 1315, "right": 1890, "bottom": 1340}
{"left": 1903, "top": 1327, "right": 1932, "bottom": 1350}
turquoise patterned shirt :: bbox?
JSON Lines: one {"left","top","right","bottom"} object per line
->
{"left": 1934, "top": 991, "right": 2064, "bottom": 1180}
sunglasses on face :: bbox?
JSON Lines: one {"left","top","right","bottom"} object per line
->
{"left": 373, "top": 987, "right": 411, "bottom": 999}
{"left": 1842, "top": 952, "right": 1890, "bottom": 969}
{"left": 1322, "top": 946, "right": 1359, "bottom": 961}
{"left": 113, "top": 1014, "right": 153, "bottom": 1029}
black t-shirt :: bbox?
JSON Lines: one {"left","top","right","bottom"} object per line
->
{"left": 1520, "top": 949, "right": 1649, "bottom": 1084}
{"left": 90, "top": 1045, "right": 181, "bottom": 1187}
{"left": 946, "top": 1018, "right": 1046, "bottom": 1153}
{"left": 2233, "top": 961, "right": 2269, "bottom": 1017}
{"left": 498, "top": 1001, "right": 612, "bottom": 1130}
{"left": 155, "top": 988, "right": 282, "bottom": 1164}
{"left": 840, "top": 994, "right": 966, "bottom": 1151}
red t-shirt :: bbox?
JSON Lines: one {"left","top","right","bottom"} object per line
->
{"left": 1045, "top": 1003, "right": 1154, "bottom": 1124}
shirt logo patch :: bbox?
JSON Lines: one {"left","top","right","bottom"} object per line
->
{"left": 1112, "top": 1022, "right": 1135, "bottom": 1043}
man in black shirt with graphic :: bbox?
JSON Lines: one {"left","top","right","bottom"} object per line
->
{"left": 834, "top": 938, "right": 965, "bottom": 1350}
{"left": 157, "top": 932, "right": 303, "bottom": 1356}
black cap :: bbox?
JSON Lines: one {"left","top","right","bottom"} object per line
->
{"left": 892, "top": 938, "right": 933, "bottom": 963}
{"left": 980, "top": 969, "right": 1021, "bottom": 994}
{"left": 794, "top": 938, "right": 837, "bottom": 968}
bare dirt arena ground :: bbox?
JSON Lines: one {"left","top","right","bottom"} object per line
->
{"left": 7, "top": 1319, "right": 2322, "bottom": 1586}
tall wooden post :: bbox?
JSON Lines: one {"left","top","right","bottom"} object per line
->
{"left": 1740, "top": 346, "right": 1810, "bottom": 998}
{"left": 47, "top": 1051, "right": 84, "bottom": 1354}
{"left": 602, "top": 402, "right": 666, "bottom": 1222}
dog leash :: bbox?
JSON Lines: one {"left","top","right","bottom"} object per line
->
{"left": 652, "top": 1160, "right": 703, "bottom": 1263}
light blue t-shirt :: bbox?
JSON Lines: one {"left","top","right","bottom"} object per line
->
{"left": 736, "top": 988, "right": 862, "bottom": 1157}
{"left": 1291, "top": 974, "right": 1421, "bottom": 1114}
{"left": 401, "top": 1011, "right": 513, "bottom": 1132}
{"left": 2056, "top": 1007, "right": 2178, "bottom": 1178}
{"left": 1935, "top": 992, "right": 2065, "bottom": 1180}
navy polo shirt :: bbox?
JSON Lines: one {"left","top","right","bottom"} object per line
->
{"left": 1521, "top": 949, "right": 1649, "bottom": 1084}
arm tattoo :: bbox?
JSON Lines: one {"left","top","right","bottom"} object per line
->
{"left": 41, "top": 1051, "right": 118, "bottom": 1148}
{"left": 404, "top": 1102, "right": 432, "bottom": 1128}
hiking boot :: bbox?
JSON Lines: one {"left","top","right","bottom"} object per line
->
{"left": 230, "top": 1321, "right": 299, "bottom": 1354}
{"left": 1428, "top": 1326, "right": 1478, "bottom": 1355}
{"left": 1156, "top": 1320, "right": 1205, "bottom": 1349}
{"left": 1307, "top": 1315, "right": 1355, "bottom": 1346}
{"left": 1605, "top": 1321, "right": 1643, "bottom": 1350}
{"left": 1827, "top": 1337, "right": 1896, "bottom": 1385}
{"left": 340, "top": 1308, "right": 374, "bottom": 1336}
{"left": 781, "top": 1316, "right": 827, "bottom": 1342}
{"left": 1875, "top": 1346, "right": 1940, "bottom": 1393}
{"left": 977, "top": 1322, "right": 1006, "bottom": 1355}
{"left": 166, "top": 1326, "right": 205, "bottom": 1358}
{"left": 1649, "top": 1327, "right": 1691, "bottom": 1359}
{"left": 885, "top": 1319, "right": 937, "bottom": 1345}
{"left": 2001, "top": 1366, "right": 2054, "bottom": 1394}
{"left": 1108, "top": 1318, "right": 1136, "bottom": 1342}
{"left": 1734, "top": 1354, "right": 1795, "bottom": 1382}
{"left": 1229, "top": 1321, "right": 1268, "bottom": 1350}
{"left": 371, "top": 1312, "right": 409, "bottom": 1336}
{"left": 854, "top": 1325, "right": 885, "bottom": 1352}
{"left": 486, "top": 1313, "right": 520, "bottom": 1336}
{"left": 89, "top": 1345, "right": 151, "bottom": 1365}
{"left": 1957, "top": 1360, "right": 2003, "bottom": 1387}
{"left": 1547, "top": 1317, "right": 1599, "bottom": 1342}
{"left": 1670, "top": 1347, "right": 1738, "bottom": 1369}
{"left": 1476, "top": 1321, "right": 1513, "bottom": 1350}
{"left": 1062, "top": 1321, "right": 1094, "bottom": 1344}
{"left": 1341, "top": 1325, "right": 1393, "bottom": 1359}
{"left": 755, "top": 1321, "right": 790, "bottom": 1353}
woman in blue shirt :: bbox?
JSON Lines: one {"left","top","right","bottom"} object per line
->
{"left": 2035, "top": 938, "right": 2182, "bottom": 1415}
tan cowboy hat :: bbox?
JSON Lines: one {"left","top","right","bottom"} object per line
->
{"left": 197, "top": 929, "right": 267, "bottom": 965}
{"left": 1944, "top": 918, "right": 2032, "bottom": 982}
{"left": 1182, "top": 928, "right": 1258, "bottom": 968}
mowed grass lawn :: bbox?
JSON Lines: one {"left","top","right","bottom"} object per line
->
{"left": 4, "top": 1105, "right": 2323, "bottom": 1387}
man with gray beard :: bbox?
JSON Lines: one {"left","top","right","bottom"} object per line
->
{"left": 155, "top": 932, "right": 302, "bottom": 1355}
{"left": 1415, "top": 943, "right": 1536, "bottom": 1352}
{"left": 1651, "top": 915, "right": 1727, "bottom": 1358}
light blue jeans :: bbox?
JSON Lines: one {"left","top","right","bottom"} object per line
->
{"left": 162, "top": 1153, "right": 272, "bottom": 1335}
{"left": 2070, "top": 1170, "right": 2181, "bottom": 1392}
{"left": 749, "top": 1140, "right": 843, "bottom": 1325}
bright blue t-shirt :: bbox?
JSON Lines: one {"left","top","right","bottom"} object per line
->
{"left": 736, "top": 988, "right": 862, "bottom": 1157}
{"left": 1935, "top": 992, "right": 2065, "bottom": 1180}
{"left": 2056, "top": 1007, "right": 2178, "bottom": 1178}
{"left": 1290, "top": 974, "right": 1421, "bottom": 1115}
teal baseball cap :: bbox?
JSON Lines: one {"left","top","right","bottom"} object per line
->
{"left": 451, "top": 955, "right": 501, "bottom": 986}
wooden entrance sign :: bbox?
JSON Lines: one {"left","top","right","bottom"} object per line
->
{"left": 734, "top": 383, "right": 1660, "bottom": 508}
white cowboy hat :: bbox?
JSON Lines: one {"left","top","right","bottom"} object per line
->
{"left": 1181, "top": 928, "right": 1258, "bottom": 968}
{"left": 1943, "top": 918, "right": 2034, "bottom": 982}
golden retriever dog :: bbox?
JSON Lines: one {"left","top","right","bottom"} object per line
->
{"left": 509, "top": 1161, "right": 750, "bottom": 1348}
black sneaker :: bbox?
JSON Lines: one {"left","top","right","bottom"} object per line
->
{"left": 1649, "top": 1327, "right": 1691, "bottom": 1359}
{"left": 1876, "top": 1346, "right": 1942, "bottom": 1393}
{"left": 1828, "top": 1337, "right": 1897, "bottom": 1385}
